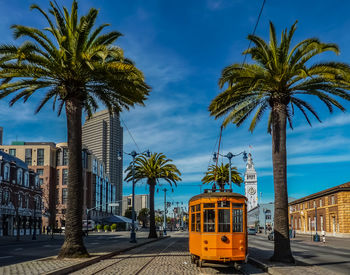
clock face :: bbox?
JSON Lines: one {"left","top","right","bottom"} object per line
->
{"left": 248, "top": 187, "right": 256, "bottom": 195}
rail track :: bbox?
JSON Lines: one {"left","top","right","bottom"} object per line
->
{"left": 72, "top": 235, "right": 248, "bottom": 275}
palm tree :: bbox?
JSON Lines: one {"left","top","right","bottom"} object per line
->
{"left": 124, "top": 153, "right": 181, "bottom": 238}
{"left": 209, "top": 21, "right": 350, "bottom": 263}
{"left": 0, "top": 1, "right": 150, "bottom": 258}
{"left": 202, "top": 163, "right": 242, "bottom": 191}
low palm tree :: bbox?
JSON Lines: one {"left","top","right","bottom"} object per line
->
{"left": 124, "top": 153, "right": 181, "bottom": 238}
{"left": 0, "top": 1, "right": 150, "bottom": 258}
{"left": 209, "top": 21, "right": 350, "bottom": 263}
{"left": 202, "top": 163, "right": 242, "bottom": 191}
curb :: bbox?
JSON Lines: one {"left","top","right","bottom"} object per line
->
{"left": 46, "top": 236, "right": 170, "bottom": 275}
{"left": 248, "top": 256, "right": 269, "bottom": 272}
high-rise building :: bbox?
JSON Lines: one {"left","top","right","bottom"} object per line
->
{"left": 82, "top": 110, "right": 123, "bottom": 215}
{"left": 244, "top": 153, "right": 258, "bottom": 211}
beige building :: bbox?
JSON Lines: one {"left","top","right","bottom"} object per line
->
{"left": 289, "top": 182, "right": 350, "bottom": 237}
{"left": 122, "top": 194, "right": 149, "bottom": 216}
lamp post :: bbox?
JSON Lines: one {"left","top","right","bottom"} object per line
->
{"left": 119, "top": 149, "right": 150, "bottom": 243}
{"left": 32, "top": 198, "right": 37, "bottom": 240}
{"left": 213, "top": 151, "right": 248, "bottom": 190}
{"left": 163, "top": 188, "right": 167, "bottom": 236}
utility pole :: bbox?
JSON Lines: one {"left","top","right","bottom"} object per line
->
{"left": 163, "top": 188, "right": 167, "bottom": 236}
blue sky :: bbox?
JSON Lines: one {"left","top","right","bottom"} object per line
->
{"left": 1, "top": 0, "right": 350, "bottom": 211}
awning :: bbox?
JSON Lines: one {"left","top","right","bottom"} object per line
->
{"left": 101, "top": 215, "right": 133, "bottom": 224}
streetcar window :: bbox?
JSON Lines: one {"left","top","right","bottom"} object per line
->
{"left": 203, "top": 209, "right": 215, "bottom": 232}
{"left": 218, "top": 209, "right": 230, "bottom": 232}
{"left": 191, "top": 213, "right": 195, "bottom": 231}
{"left": 203, "top": 203, "right": 215, "bottom": 208}
{"left": 191, "top": 206, "right": 195, "bottom": 212}
{"left": 195, "top": 204, "right": 201, "bottom": 211}
{"left": 232, "top": 209, "right": 243, "bottom": 232}
{"left": 232, "top": 203, "right": 243, "bottom": 208}
{"left": 217, "top": 201, "right": 230, "bottom": 208}
{"left": 196, "top": 213, "right": 201, "bottom": 232}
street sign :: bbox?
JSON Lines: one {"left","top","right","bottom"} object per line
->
{"left": 108, "top": 203, "right": 119, "bottom": 207}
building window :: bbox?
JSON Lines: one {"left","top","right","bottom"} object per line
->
{"left": 17, "top": 169, "right": 23, "bottom": 185}
{"left": 4, "top": 163, "right": 10, "bottom": 181}
{"left": 3, "top": 190, "right": 9, "bottom": 205}
{"left": 18, "top": 193, "right": 23, "bottom": 208}
{"left": 320, "top": 215, "right": 324, "bottom": 231}
{"left": 24, "top": 172, "right": 29, "bottom": 187}
{"left": 24, "top": 149, "right": 32, "bottom": 166}
{"left": 39, "top": 178, "right": 44, "bottom": 185}
{"left": 319, "top": 199, "right": 323, "bottom": 207}
{"left": 331, "top": 196, "right": 335, "bottom": 205}
{"left": 127, "top": 198, "right": 132, "bottom": 206}
{"left": 62, "top": 169, "right": 68, "bottom": 185}
{"left": 301, "top": 204, "right": 303, "bottom": 210}
{"left": 9, "top": 149, "right": 16, "bottom": 157}
{"left": 37, "top": 149, "right": 44, "bottom": 166}
{"left": 36, "top": 169, "right": 44, "bottom": 176}
{"left": 63, "top": 148, "right": 68, "bottom": 166}
{"left": 313, "top": 200, "right": 316, "bottom": 208}
{"left": 56, "top": 169, "right": 60, "bottom": 185}
{"left": 62, "top": 188, "right": 68, "bottom": 204}
{"left": 35, "top": 175, "right": 39, "bottom": 187}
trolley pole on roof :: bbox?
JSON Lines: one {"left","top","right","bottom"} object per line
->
{"left": 163, "top": 188, "right": 168, "bottom": 236}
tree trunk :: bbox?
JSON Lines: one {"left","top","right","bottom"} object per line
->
{"left": 148, "top": 181, "right": 157, "bottom": 238}
{"left": 270, "top": 102, "right": 294, "bottom": 263}
{"left": 58, "top": 99, "right": 88, "bottom": 258}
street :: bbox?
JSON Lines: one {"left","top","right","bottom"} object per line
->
{"left": 0, "top": 231, "right": 150, "bottom": 267}
{"left": 71, "top": 232, "right": 266, "bottom": 275}
{"left": 248, "top": 234, "right": 350, "bottom": 275}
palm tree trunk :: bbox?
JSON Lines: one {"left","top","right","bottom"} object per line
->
{"left": 270, "top": 102, "right": 294, "bottom": 263}
{"left": 148, "top": 181, "right": 157, "bottom": 238}
{"left": 58, "top": 99, "right": 88, "bottom": 258}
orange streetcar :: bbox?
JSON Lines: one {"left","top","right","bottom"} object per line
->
{"left": 189, "top": 189, "right": 248, "bottom": 269}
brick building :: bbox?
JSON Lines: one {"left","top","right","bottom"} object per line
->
{"left": 0, "top": 141, "right": 116, "bottom": 230}
{"left": 288, "top": 182, "right": 350, "bottom": 237}
{"left": 0, "top": 151, "right": 41, "bottom": 237}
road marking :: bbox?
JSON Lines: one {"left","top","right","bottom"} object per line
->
{"left": 0, "top": 256, "right": 14, "bottom": 259}
{"left": 13, "top": 248, "right": 23, "bottom": 251}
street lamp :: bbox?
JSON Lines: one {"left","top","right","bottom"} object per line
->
{"left": 213, "top": 151, "right": 248, "bottom": 190}
{"left": 119, "top": 149, "right": 150, "bottom": 243}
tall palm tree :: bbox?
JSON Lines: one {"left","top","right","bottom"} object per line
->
{"left": 124, "top": 153, "right": 181, "bottom": 238}
{"left": 209, "top": 21, "right": 350, "bottom": 263}
{"left": 201, "top": 163, "right": 242, "bottom": 191}
{"left": 0, "top": 1, "right": 150, "bottom": 258}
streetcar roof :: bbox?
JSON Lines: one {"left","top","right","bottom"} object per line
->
{"left": 189, "top": 191, "right": 246, "bottom": 202}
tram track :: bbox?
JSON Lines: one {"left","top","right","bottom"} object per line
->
{"left": 72, "top": 234, "right": 252, "bottom": 275}
{"left": 74, "top": 237, "right": 178, "bottom": 275}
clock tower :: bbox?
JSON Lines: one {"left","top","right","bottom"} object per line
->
{"left": 244, "top": 153, "right": 258, "bottom": 211}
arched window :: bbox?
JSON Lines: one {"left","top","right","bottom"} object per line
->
{"left": 24, "top": 172, "right": 29, "bottom": 187}
{"left": 4, "top": 163, "right": 10, "bottom": 181}
{"left": 17, "top": 169, "right": 23, "bottom": 185}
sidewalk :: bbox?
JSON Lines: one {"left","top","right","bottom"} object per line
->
{"left": 0, "top": 232, "right": 170, "bottom": 275}
{"left": 248, "top": 246, "right": 342, "bottom": 275}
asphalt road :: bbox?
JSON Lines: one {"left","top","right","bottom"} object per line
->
{"left": 248, "top": 234, "right": 350, "bottom": 275}
{"left": 0, "top": 231, "right": 145, "bottom": 267}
